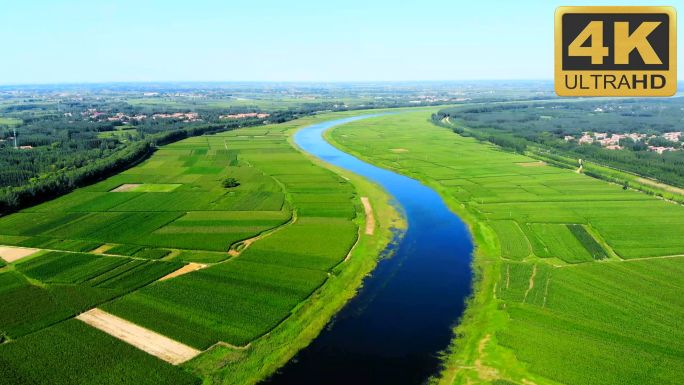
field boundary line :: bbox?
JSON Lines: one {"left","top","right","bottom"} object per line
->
{"left": 555, "top": 253, "right": 684, "bottom": 269}
{"left": 620, "top": 254, "right": 684, "bottom": 262}
{"left": 77, "top": 308, "right": 201, "bottom": 365}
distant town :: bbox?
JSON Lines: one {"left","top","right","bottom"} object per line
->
{"left": 565, "top": 131, "right": 683, "bottom": 154}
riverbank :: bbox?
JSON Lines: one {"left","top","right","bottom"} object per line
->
{"left": 184, "top": 112, "right": 404, "bottom": 385}
{"left": 261, "top": 114, "right": 473, "bottom": 385}
{"left": 327, "top": 111, "right": 684, "bottom": 385}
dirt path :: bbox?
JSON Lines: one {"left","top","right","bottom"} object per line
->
{"left": 77, "top": 308, "right": 200, "bottom": 365}
{"left": 0, "top": 246, "right": 40, "bottom": 263}
{"left": 360, "top": 197, "right": 375, "bottom": 235}
{"left": 228, "top": 237, "right": 258, "bottom": 257}
{"left": 474, "top": 334, "right": 498, "bottom": 380}
{"left": 522, "top": 264, "right": 537, "bottom": 303}
{"left": 158, "top": 262, "right": 206, "bottom": 281}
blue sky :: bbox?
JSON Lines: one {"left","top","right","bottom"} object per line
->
{"left": 0, "top": 0, "right": 679, "bottom": 84}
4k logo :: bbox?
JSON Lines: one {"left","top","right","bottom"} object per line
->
{"left": 555, "top": 6, "right": 677, "bottom": 97}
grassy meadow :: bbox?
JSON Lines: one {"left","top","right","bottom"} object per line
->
{"left": 0, "top": 111, "right": 401, "bottom": 384}
{"left": 328, "top": 111, "right": 684, "bottom": 385}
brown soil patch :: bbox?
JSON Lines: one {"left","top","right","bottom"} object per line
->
{"left": 0, "top": 246, "right": 40, "bottom": 263}
{"left": 110, "top": 183, "right": 142, "bottom": 192}
{"left": 158, "top": 262, "right": 207, "bottom": 281}
{"left": 517, "top": 161, "right": 546, "bottom": 167}
{"left": 77, "top": 309, "right": 200, "bottom": 365}
{"left": 360, "top": 197, "right": 375, "bottom": 235}
{"left": 474, "top": 334, "right": 498, "bottom": 380}
{"left": 390, "top": 148, "right": 409, "bottom": 153}
{"left": 90, "top": 244, "right": 114, "bottom": 254}
{"left": 637, "top": 177, "right": 684, "bottom": 196}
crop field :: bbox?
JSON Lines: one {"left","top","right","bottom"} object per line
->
{"left": 0, "top": 250, "right": 182, "bottom": 340}
{"left": 0, "top": 117, "right": 22, "bottom": 126}
{"left": 0, "top": 113, "right": 364, "bottom": 383}
{"left": 329, "top": 111, "right": 684, "bottom": 385}
{"left": 102, "top": 122, "right": 360, "bottom": 349}
{"left": 0, "top": 320, "right": 200, "bottom": 385}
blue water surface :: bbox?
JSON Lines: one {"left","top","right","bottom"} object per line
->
{"left": 263, "top": 115, "right": 474, "bottom": 385}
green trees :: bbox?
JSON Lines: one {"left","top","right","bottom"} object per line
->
{"left": 221, "top": 177, "right": 240, "bottom": 188}
{"left": 436, "top": 100, "right": 684, "bottom": 188}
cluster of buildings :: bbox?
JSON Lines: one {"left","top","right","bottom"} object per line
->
{"left": 408, "top": 95, "right": 467, "bottom": 104}
{"left": 664, "top": 131, "right": 682, "bottom": 142}
{"left": 151, "top": 112, "right": 200, "bottom": 122}
{"left": 82, "top": 111, "right": 201, "bottom": 124}
{"left": 81, "top": 109, "right": 106, "bottom": 119}
{"left": 648, "top": 146, "right": 678, "bottom": 154}
{"left": 106, "top": 112, "right": 147, "bottom": 124}
{"left": 565, "top": 131, "right": 683, "bottom": 154}
{"left": 219, "top": 112, "right": 270, "bottom": 120}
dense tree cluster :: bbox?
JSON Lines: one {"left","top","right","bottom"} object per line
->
{"left": 435, "top": 99, "right": 684, "bottom": 187}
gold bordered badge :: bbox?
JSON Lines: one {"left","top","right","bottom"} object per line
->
{"left": 555, "top": 6, "right": 677, "bottom": 97}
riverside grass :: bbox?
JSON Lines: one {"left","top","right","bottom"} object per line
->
{"left": 183, "top": 112, "right": 404, "bottom": 384}
{"left": 0, "top": 110, "right": 403, "bottom": 385}
{"left": 329, "top": 111, "right": 684, "bottom": 385}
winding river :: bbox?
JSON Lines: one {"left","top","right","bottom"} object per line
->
{"left": 263, "top": 115, "right": 474, "bottom": 385}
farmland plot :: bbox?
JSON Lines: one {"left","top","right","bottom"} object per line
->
{"left": 0, "top": 113, "right": 362, "bottom": 383}
{"left": 329, "top": 112, "right": 684, "bottom": 385}
{"left": 489, "top": 221, "right": 530, "bottom": 260}
{"left": 0, "top": 320, "right": 201, "bottom": 385}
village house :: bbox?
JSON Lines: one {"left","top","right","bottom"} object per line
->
{"left": 152, "top": 112, "right": 200, "bottom": 122}
{"left": 219, "top": 112, "right": 270, "bottom": 120}
{"left": 579, "top": 134, "right": 594, "bottom": 144}
{"left": 648, "top": 146, "right": 676, "bottom": 154}
{"left": 663, "top": 132, "right": 682, "bottom": 142}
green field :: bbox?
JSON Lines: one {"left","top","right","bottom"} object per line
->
{"left": 0, "top": 111, "right": 399, "bottom": 384}
{"left": 328, "top": 111, "right": 684, "bottom": 385}
{"left": 0, "top": 117, "right": 22, "bottom": 126}
{"left": 0, "top": 320, "right": 200, "bottom": 385}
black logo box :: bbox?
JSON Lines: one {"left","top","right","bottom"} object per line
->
{"left": 562, "top": 13, "right": 670, "bottom": 71}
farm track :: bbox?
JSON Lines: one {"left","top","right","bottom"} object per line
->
{"left": 360, "top": 197, "right": 375, "bottom": 235}
{"left": 554, "top": 253, "right": 684, "bottom": 269}
{"left": 158, "top": 262, "right": 206, "bottom": 281}
{"left": 76, "top": 308, "right": 200, "bottom": 365}
{"left": 522, "top": 264, "right": 537, "bottom": 303}
{"left": 226, "top": 209, "right": 298, "bottom": 258}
